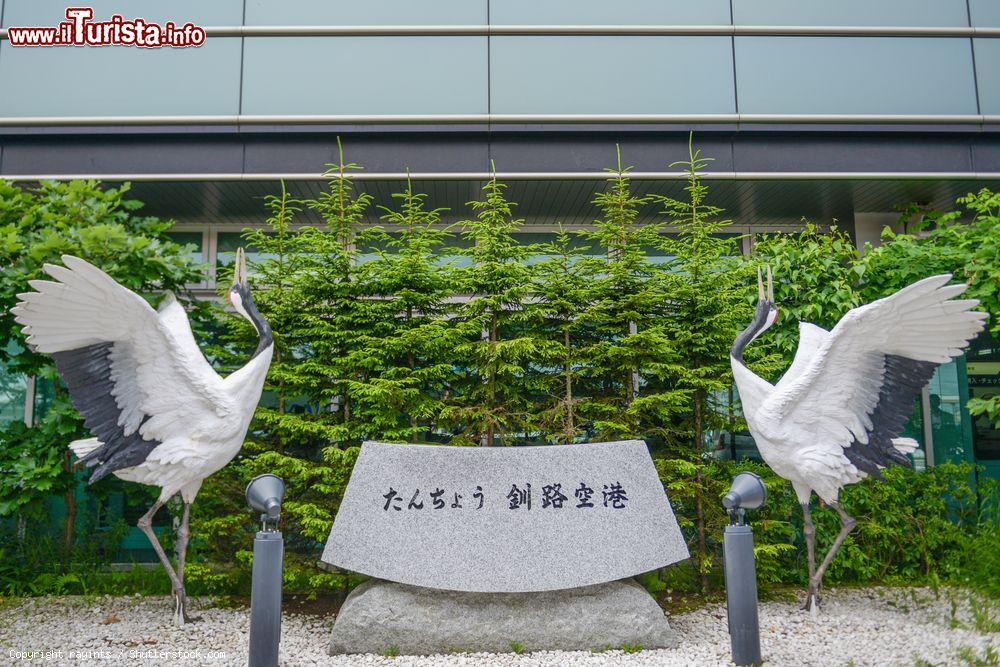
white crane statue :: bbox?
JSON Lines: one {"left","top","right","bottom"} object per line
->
{"left": 11, "top": 249, "right": 273, "bottom": 625}
{"left": 731, "top": 267, "right": 985, "bottom": 612}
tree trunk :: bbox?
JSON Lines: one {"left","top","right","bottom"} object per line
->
{"left": 408, "top": 305, "right": 418, "bottom": 443}
{"left": 693, "top": 391, "right": 709, "bottom": 593}
{"left": 486, "top": 314, "right": 498, "bottom": 447}
{"left": 563, "top": 328, "right": 574, "bottom": 442}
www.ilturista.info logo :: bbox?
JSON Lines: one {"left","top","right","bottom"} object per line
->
{"left": 7, "top": 7, "right": 206, "bottom": 48}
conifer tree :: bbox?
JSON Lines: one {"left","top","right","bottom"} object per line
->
{"left": 199, "top": 143, "right": 384, "bottom": 572}
{"left": 580, "top": 147, "right": 684, "bottom": 441}
{"left": 655, "top": 135, "right": 783, "bottom": 591}
{"left": 298, "top": 140, "right": 383, "bottom": 445}
{"left": 445, "top": 170, "right": 542, "bottom": 446}
{"left": 529, "top": 225, "right": 600, "bottom": 443}
{"left": 354, "top": 176, "right": 464, "bottom": 442}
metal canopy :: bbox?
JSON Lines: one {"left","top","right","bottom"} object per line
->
{"left": 121, "top": 177, "right": 991, "bottom": 229}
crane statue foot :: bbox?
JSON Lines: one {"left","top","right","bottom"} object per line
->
{"left": 173, "top": 589, "right": 201, "bottom": 626}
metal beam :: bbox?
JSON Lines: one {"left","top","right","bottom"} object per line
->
{"left": 4, "top": 171, "right": 1000, "bottom": 182}
{"left": 0, "top": 114, "right": 998, "bottom": 127}
{"left": 3, "top": 24, "right": 1000, "bottom": 39}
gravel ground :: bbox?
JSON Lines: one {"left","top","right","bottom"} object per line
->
{"left": 1, "top": 587, "right": 997, "bottom": 666}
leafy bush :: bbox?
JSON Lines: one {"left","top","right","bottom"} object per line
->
{"left": 653, "top": 458, "right": 998, "bottom": 596}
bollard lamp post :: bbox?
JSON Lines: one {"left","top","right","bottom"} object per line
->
{"left": 246, "top": 474, "right": 285, "bottom": 667}
{"left": 722, "top": 471, "right": 766, "bottom": 667}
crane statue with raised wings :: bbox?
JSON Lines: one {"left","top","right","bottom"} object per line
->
{"left": 731, "top": 268, "right": 986, "bottom": 612}
{"left": 12, "top": 249, "right": 273, "bottom": 625}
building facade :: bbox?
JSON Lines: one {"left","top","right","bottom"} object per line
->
{"left": 1, "top": 1, "right": 998, "bottom": 551}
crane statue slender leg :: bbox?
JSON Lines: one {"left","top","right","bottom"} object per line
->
{"left": 137, "top": 500, "right": 187, "bottom": 624}
{"left": 807, "top": 501, "right": 857, "bottom": 613}
{"left": 174, "top": 502, "right": 199, "bottom": 624}
{"left": 801, "top": 503, "right": 818, "bottom": 611}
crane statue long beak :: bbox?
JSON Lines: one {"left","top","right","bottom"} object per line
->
{"left": 233, "top": 247, "right": 248, "bottom": 287}
{"left": 766, "top": 265, "right": 774, "bottom": 302}
{"left": 757, "top": 267, "right": 765, "bottom": 300}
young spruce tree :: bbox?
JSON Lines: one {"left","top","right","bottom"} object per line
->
{"left": 529, "top": 225, "right": 600, "bottom": 443}
{"left": 356, "top": 176, "right": 464, "bottom": 442}
{"left": 445, "top": 170, "right": 542, "bottom": 446}
{"left": 656, "top": 135, "right": 784, "bottom": 592}
{"left": 579, "top": 147, "right": 684, "bottom": 441}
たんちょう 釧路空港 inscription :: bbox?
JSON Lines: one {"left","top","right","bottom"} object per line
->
{"left": 321, "top": 440, "right": 688, "bottom": 593}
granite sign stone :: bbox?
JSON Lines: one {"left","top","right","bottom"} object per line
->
{"left": 321, "top": 440, "right": 688, "bottom": 593}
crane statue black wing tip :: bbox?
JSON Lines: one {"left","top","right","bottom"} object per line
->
{"left": 53, "top": 342, "right": 161, "bottom": 483}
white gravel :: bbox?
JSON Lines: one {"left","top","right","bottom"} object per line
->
{"left": 1, "top": 587, "right": 997, "bottom": 666}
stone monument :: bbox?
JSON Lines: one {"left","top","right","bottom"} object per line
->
{"left": 321, "top": 440, "right": 689, "bottom": 655}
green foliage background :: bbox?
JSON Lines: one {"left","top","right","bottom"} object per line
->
{"left": 1, "top": 147, "right": 998, "bottom": 601}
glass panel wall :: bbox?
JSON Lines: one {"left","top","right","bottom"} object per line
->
{"left": 165, "top": 231, "right": 205, "bottom": 264}
{"left": 1, "top": 0, "right": 243, "bottom": 26}
{"left": 733, "top": 0, "right": 969, "bottom": 27}
{"left": 245, "top": 0, "right": 486, "bottom": 26}
{"left": 927, "top": 359, "right": 974, "bottom": 464}
{"left": 0, "top": 341, "right": 27, "bottom": 426}
{"left": 491, "top": 37, "right": 735, "bottom": 114}
{"left": 967, "top": 335, "right": 1000, "bottom": 462}
{"left": 0, "top": 38, "right": 241, "bottom": 116}
{"left": 490, "top": 0, "right": 730, "bottom": 26}
{"left": 970, "top": 0, "right": 1000, "bottom": 27}
{"left": 974, "top": 39, "right": 1000, "bottom": 114}
{"left": 735, "top": 37, "right": 978, "bottom": 114}
{"left": 242, "top": 37, "right": 488, "bottom": 115}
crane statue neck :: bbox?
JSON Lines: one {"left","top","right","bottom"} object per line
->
{"left": 731, "top": 299, "right": 771, "bottom": 365}
{"left": 232, "top": 288, "right": 273, "bottom": 358}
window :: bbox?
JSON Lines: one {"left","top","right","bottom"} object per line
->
{"left": 490, "top": 0, "right": 729, "bottom": 26}
{"left": 490, "top": 36, "right": 735, "bottom": 114}
{"left": 974, "top": 39, "right": 1000, "bottom": 114}
{"left": 735, "top": 37, "right": 978, "bottom": 115}
{"left": 244, "top": 0, "right": 485, "bottom": 26}
{"left": 165, "top": 231, "right": 205, "bottom": 264}
{"left": 0, "top": 341, "right": 27, "bottom": 426}
{"left": 733, "top": 0, "right": 968, "bottom": 27}
{"left": 968, "top": 335, "right": 1000, "bottom": 461}
{"left": 1, "top": 0, "right": 243, "bottom": 26}
{"left": 0, "top": 38, "right": 241, "bottom": 117}
{"left": 241, "top": 37, "right": 488, "bottom": 115}
{"left": 217, "top": 232, "right": 275, "bottom": 274}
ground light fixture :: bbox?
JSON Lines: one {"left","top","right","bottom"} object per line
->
{"left": 246, "top": 474, "right": 286, "bottom": 667}
{"left": 722, "top": 471, "right": 766, "bottom": 667}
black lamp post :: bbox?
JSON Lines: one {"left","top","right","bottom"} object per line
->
{"left": 246, "top": 474, "right": 285, "bottom": 667}
{"left": 722, "top": 471, "right": 766, "bottom": 667}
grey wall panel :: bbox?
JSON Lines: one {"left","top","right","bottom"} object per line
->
{"left": 242, "top": 37, "right": 488, "bottom": 115}
{"left": 733, "top": 136, "right": 974, "bottom": 173}
{"left": 491, "top": 37, "right": 735, "bottom": 114}
{"left": 735, "top": 37, "right": 978, "bottom": 114}
{"left": 975, "top": 39, "right": 1000, "bottom": 114}
{"left": 245, "top": 0, "right": 486, "bottom": 26}
{"left": 0, "top": 38, "right": 241, "bottom": 116}
{"left": 733, "top": 0, "right": 969, "bottom": 27}
{"left": 0, "top": 137, "right": 244, "bottom": 174}
{"left": 243, "top": 136, "right": 490, "bottom": 174}
{"left": 1, "top": 0, "right": 242, "bottom": 26}
{"left": 487, "top": 135, "right": 734, "bottom": 172}
{"left": 972, "top": 140, "right": 1000, "bottom": 171}
{"left": 489, "top": 0, "right": 730, "bottom": 26}
{"left": 969, "top": 0, "right": 1000, "bottom": 27}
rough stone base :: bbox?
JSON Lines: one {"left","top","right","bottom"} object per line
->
{"left": 328, "top": 578, "right": 677, "bottom": 656}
